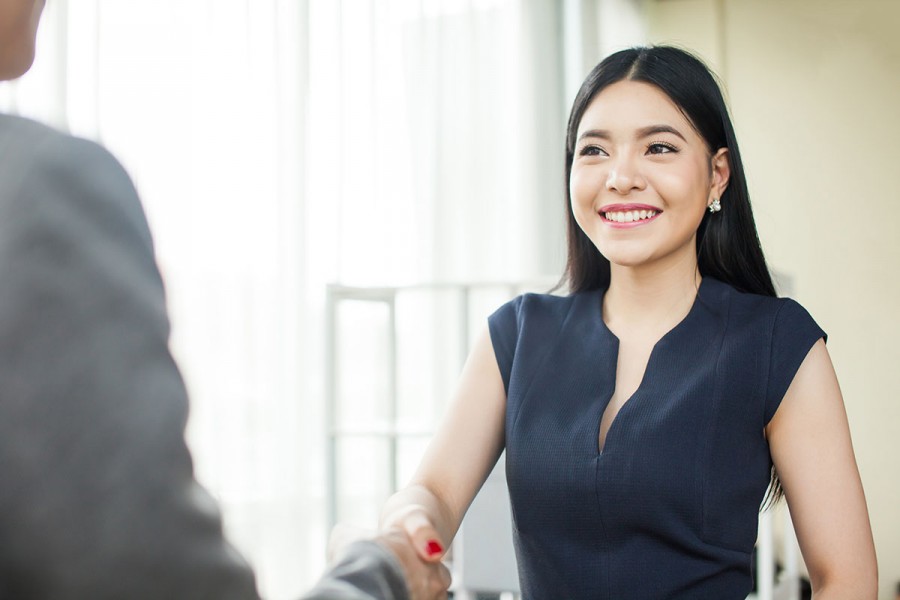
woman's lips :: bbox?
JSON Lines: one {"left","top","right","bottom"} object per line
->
{"left": 599, "top": 203, "right": 661, "bottom": 228}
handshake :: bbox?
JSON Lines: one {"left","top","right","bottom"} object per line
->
{"left": 325, "top": 507, "right": 452, "bottom": 600}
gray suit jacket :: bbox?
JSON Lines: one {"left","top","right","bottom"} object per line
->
{"left": 0, "top": 113, "right": 408, "bottom": 600}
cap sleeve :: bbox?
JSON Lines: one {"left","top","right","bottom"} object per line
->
{"left": 764, "top": 299, "right": 827, "bottom": 424}
{"left": 488, "top": 296, "right": 523, "bottom": 394}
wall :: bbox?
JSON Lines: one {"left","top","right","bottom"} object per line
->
{"left": 643, "top": 0, "right": 900, "bottom": 597}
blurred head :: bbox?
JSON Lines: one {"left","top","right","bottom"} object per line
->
{"left": 0, "top": 0, "right": 45, "bottom": 81}
{"left": 562, "top": 45, "right": 774, "bottom": 297}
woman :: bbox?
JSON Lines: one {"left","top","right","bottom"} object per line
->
{"left": 379, "top": 46, "right": 877, "bottom": 598}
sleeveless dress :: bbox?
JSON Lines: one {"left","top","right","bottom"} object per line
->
{"left": 487, "top": 277, "right": 825, "bottom": 599}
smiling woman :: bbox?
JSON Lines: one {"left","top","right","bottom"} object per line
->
{"left": 377, "top": 45, "right": 879, "bottom": 600}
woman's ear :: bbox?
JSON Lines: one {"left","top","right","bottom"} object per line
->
{"left": 710, "top": 148, "right": 731, "bottom": 201}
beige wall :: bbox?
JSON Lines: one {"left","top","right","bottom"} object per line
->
{"left": 644, "top": 0, "right": 900, "bottom": 597}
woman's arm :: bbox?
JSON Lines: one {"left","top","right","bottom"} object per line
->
{"left": 767, "top": 339, "right": 878, "bottom": 599}
{"left": 379, "top": 326, "right": 508, "bottom": 557}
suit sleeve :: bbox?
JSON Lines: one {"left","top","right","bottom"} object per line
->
{"left": 301, "top": 541, "right": 409, "bottom": 600}
{"left": 0, "top": 132, "right": 259, "bottom": 599}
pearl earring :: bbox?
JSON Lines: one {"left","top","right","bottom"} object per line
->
{"left": 708, "top": 198, "right": 722, "bottom": 213}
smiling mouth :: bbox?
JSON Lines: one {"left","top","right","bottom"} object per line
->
{"left": 601, "top": 209, "right": 660, "bottom": 224}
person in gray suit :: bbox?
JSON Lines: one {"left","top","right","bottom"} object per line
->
{"left": 0, "top": 1, "right": 450, "bottom": 598}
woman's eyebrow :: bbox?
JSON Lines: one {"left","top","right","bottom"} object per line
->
{"left": 577, "top": 129, "right": 611, "bottom": 142}
{"left": 636, "top": 124, "right": 687, "bottom": 141}
{"left": 578, "top": 124, "right": 687, "bottom": 143}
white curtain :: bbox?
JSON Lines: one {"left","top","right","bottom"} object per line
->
{"left": 4, "top": 2, "right": 317, "bottom": 595}
{"left": 0, "top": 0, "right": 645, "bottom": 597}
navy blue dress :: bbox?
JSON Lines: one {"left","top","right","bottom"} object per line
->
{"left": 488, "top": 277, "right": 825, "bottom": 599}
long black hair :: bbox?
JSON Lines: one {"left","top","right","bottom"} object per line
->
{"left": 563, "top": 46, "right": 775, "bottom": 299}
{"left": 562, "top": 46, "right": 782, "bottom": 505}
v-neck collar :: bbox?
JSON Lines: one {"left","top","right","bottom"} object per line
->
{"left": 592, "top": 277, "right": 719, "bottom": 455}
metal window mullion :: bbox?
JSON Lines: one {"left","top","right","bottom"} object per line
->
{"left": 388, "top": 294, "right": 399, "bottom": 492}
{"left": 325, "top": 286, "right": 338, "bottom": 529}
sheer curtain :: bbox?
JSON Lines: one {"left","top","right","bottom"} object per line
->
{"left": 0, "top": 0, "right": 630, "bottom": 597}
{"left": 307, "top": 0, "right": 567, "bottom": 285}
{"left": 3, "top": 2, "right": 316, "bottom": 595}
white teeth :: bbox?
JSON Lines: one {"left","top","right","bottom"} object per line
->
{"left": 603, "top": 209, "right": 657, "bottom": 223}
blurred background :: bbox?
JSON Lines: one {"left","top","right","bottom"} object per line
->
{"left": 2, "top": 0, "right": 898, "bottom": 598}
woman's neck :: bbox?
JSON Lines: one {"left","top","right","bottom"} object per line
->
{"left": 602, "top": 256, "right": 702, "bottom": 337}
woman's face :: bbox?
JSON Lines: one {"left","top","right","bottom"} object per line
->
{"left": 569, "top": 80, "right": 729, "bottom": 273}
{"left": 0, "top": 0, "right": 45, "bottom": 81}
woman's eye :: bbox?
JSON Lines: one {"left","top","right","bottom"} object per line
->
{"left": 579, "top": 145, "right": 607, "bottom": 157}
{"left": 647, "top": 142, "right": 677, "bottom": 155}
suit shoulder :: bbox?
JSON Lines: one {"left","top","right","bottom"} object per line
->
{"left": 0, "top": 114, "right": 151, "bottom": 249}
{"left": 0, "top": 113, "right": 61, "bottom": 147}
{"left": 0, "top": 114, "right": 130, "bottom": 189}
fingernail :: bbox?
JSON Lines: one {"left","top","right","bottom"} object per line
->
{"left": 426, "top": 539, "right": 443, "bottom": 556}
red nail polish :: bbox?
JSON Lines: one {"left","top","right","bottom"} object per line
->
{"left": 426, "top": 540, "right": 443, "bottom": 556}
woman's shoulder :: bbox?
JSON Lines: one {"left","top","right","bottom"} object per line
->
{"left": 488, "top": 289, "right": 603, "bottom": 359}
{"left": 706, "top": 277, "right": 821, "bottom": 336}
{"left": 491, "top": 289, "right": 599, "bottom": 324}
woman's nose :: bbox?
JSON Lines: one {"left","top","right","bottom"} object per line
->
{"left": 605, "top": 160, "right": 646, "bottom": 194}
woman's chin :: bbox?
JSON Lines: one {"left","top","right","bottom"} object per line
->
{"left": 598, "top": 248, "right": 657, "bottom": 270}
